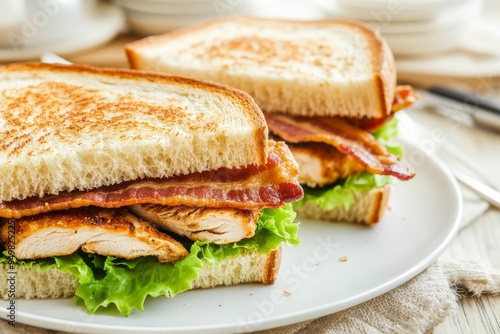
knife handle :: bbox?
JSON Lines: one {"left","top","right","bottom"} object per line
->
{"left": 472, "top": 108, "right": 500, "bottom": 133}
{"left": 428, "top": 86, "right": 500, "bottom": 115}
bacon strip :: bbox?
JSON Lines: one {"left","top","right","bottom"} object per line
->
{"left": 264, "top": 113, "right": 415, "bottom": 181}
{"left": 0, "top": 141, "right": 303, "bottom": 219}
{"left": 392, "top": 85, "right": 418, "bottom": 113}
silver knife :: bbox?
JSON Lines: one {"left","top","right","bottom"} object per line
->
{"left": 426, "top": 85, "right": 500, "bottom": 133}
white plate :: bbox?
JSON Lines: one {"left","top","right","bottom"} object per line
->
{"left": 0, "top": 3, "right": 124, "bottom": 62}
{"left": 0, "top": 139, "right": 462, "bottom": 333}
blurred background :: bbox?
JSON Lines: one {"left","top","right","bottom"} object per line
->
{"left": 0, "top": 0, "right": 499, "bottom": 129}
{"left": 1, "top": 0, "right": 499, "bottom": 75}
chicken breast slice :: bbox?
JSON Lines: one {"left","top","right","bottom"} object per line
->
{"left": 0, "top": 207, "right": 188, "bottom": 262}
{"left": 129, "top": 205, "right": 259, "bottom": 244}
{"left": 287, "top": 141, "right": 365, "bottom": 187}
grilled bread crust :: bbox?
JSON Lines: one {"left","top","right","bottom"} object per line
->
{"left": 0, "top": 248, "right": 281, "bottom": 300}
{"left": 0, "top": 62, "right": 268, "bottom": 202}
{"left": 126, "top": 17, "right": 396, "bottom": 119}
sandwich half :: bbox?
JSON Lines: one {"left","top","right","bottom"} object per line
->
{"left": 126, "top": 17, "right": 417, "bottom": 225}
{"left": 0, "top": 62, "right": 303, "bottom": 316}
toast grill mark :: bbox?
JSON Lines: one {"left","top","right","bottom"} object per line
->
{"left": 0, "top": 81, "right": 190, "bottom": 157}
{"left": 197, "top": 36, "right": 340, "bottom": 72}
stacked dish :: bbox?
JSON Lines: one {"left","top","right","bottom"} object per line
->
{"left": 115, "top": 0, "right": 252, "bottom": 35}
{"left": 0, "top": 0, "right": 124, "bottom": 61}
{"left": 316, "top": 0, "right": 483, "bottom": 56}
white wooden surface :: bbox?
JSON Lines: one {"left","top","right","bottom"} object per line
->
{"left": 406, "top": 77, "right": 500, "bottom": 333}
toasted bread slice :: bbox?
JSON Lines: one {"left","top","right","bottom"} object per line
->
{"left": 126, "top": 17, "right": 396, "bottom": 119}
{"left": 0, "top": 248, "right": 281, "bottom": 300}
{"left": 294, "top": 186, "right": 391, "bottom": 225}
{"left": 0, "top": 62, "right": 267, "bottom": 202}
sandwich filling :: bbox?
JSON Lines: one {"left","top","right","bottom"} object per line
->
{"left": 266, "top": 86, "right": 417, "bottom": 216}
{"left": 1, "top": 205, "right": 299, "bottom": 315}
{"left": 0, "top": 141, "right": 303, "bottom": 315}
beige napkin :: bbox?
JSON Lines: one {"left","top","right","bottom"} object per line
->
{"left": 441, "top": 259, "right": 500, "bottom": 296}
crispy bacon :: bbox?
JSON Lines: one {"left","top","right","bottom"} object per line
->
{"left": 264, "top": 113, "right": 415, "bottom": 181}
{"left": 392, "top": 85, "right": 418, "bottom": 113}
{"left": 0, "top": 141, "right": 303, "bottom": 219}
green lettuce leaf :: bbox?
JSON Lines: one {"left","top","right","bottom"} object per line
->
{"left": 294, "top": 118, "right": 402, "bottom": 211}
{"left": 73, "top": 251, "right": 203, "bottom": 315}
{"left": 294, "top": 171, "right": 394, "bottom": 211}
{"left": 370, "top": 117, "right": 403, "bottom": 156}
{"left": 0, "top": 205, "right": 298, "bottom": 316}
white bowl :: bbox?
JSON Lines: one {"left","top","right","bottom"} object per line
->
{"left": 114, "top": 0, "right": 215, "bottom": 15}
{"left": 125, "top": 9, "right": 219, "bottom": 35}
{"left": 383, "top": 24, "right": 467, "bottom": 56}
{"left": 334, "top": 0, "right": 472, "bottom": 22}
{"left": 317, "top": 0, "right": 482, "bottom": 56}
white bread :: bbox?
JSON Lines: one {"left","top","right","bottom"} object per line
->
{"left": 0, "top": 248, "right": 280, "bottom": 300}
{"left": 294, "top": 186, "right": 391, "bottom": 225}
{"left": 126, "top": 17, "right": 396, "bottom": 119}
{"left": 0, "top": 62, "right": 268, "bottom": 202}
{"left": 0, "top": 266, "right": 76, "bottom": 300}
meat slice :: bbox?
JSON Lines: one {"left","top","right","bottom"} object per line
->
{"left": 0, "top": 207, "right": 188, "bottom": 262}
{"left": 287, "top": 142, "right": 365, "bottom": 187}
{"left": 129, "top": 205, "right": 259, "bottom": 244}
{"left": 264, "top": 113, "right": 415, "bottom": 181}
